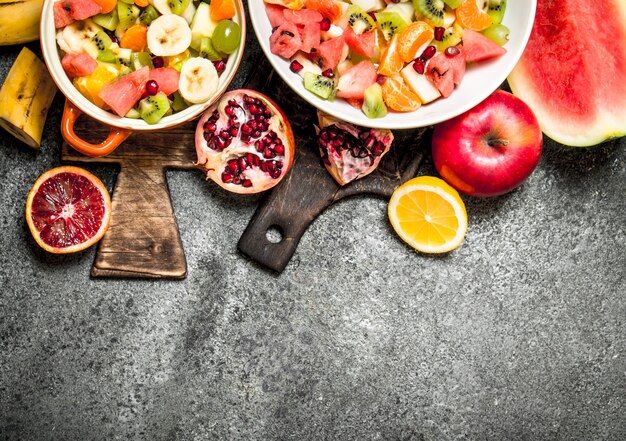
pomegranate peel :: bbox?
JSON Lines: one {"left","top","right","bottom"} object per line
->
{"left": 316, "top": 111, "right": 394, "bottom": 185}
{"left": 195, "top": 89, "right": 295, "bottom": 194}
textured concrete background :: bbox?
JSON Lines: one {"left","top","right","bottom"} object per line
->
{"left": 1, "top": 5, "right": 626, "bottom": 440}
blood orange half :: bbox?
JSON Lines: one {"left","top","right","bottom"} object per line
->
{"left": 25, "top": 166, "right": 112, "bottom": 254}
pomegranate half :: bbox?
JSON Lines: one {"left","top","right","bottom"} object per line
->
{"left": 195, "top": 89, "right": 295, "bottom": 194}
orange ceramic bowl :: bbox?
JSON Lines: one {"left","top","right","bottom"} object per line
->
{"left": 40, "top": 0, "right": 246, "bottom": 157}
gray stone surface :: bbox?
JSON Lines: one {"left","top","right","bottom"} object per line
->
{"left": 1, "top": 7, "right": 626, "bottom": 440}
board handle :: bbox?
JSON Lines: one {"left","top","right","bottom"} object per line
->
{"left": 238, "top": 148, "right": 339, "bottom": 272}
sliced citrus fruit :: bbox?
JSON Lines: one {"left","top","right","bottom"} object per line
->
{"left": 210, "top": 0, "right": 236, "bottom": 21}
{"left": 456, "top": 0, "right": 493, "bottom": 31}
{"left": 397, "top": 21, "right": 434, "bottom": 63}
{"left": 381, "top": 76, "right": 422, "bottom": 112}
{"left": 120, "top": 24, "right": 148, "bottom": 52}
{"left": 306, "top": 0, "right": 343, "bottom": 22}
{"left": 25, "top": 166, "right": 112, "bottom": 254}
{"left": 264, "top": 0, "right": 305, "bottom": 10}
{"left": 378, "top": 34, "right": 404, "bottom": 76}
{"left": 388, "top": 176, "right": 468, "bottom": 253}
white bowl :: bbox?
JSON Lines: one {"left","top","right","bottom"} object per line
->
{"left": 249, "top": 0, "right": 536, "bottom": 130}
{"left": 40, "top": 0, "right": 246, "bottom": 132}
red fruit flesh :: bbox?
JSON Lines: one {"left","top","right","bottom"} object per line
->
{"left": 314, "top": 35, "right": 345, "bottom": 70}
{"left": 297, "top": 22, "right": 321, "bottom": 54}
{"left": 62, "top": 0, "right": 102, "bottom": 20}
{"left": 317, "top": 111, "right": 394, "bottom": 185}
{"left": 343, "top": 27, "right": 376, "bottom": 58}
{"left": 54, "top": 2, "right": 75, "bottom": 28}
{"left": 283, "top": 8, "right": 323, "bottom": 23}
{"left": 265, "top": 3, "right": 286, "bottom": 28}
{"left": 270, "top": 22, "right": 303, "bottom": 59}
{"left": 425, "top": 51, "right": 465, "bottom": 98}
{"left": 195, "top": 90, "right": 295, "bottom": 194}
{"left": 62, "top": 53, "right": 98, "bottom": 78}
{"left": 507, "top": 0, "right": 626, "bottom": 146}
{"left": 148, "top": 67, "right": 180, "bottom": 95}
{"left": 462, "top": 29, "right": 506, "bottom": 63}
{"left": 336, "top": 60, "right": 377, "bottom": 100}
{"left": 98, "top": 67, "right": 149, "bottom": 117}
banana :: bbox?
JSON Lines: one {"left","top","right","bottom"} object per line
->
{"left": 0, "top": 48, "right": 57, "bottom": 149}
{"left": 56, "top": 19, "right": 102, "bottom": 54}
{"left": 146, "top": 14, "right": 192, "bottom": 56}
{"left": 0, "top": 0, "right": 42, "bottom": 45}
{"left": 178, "top": 57, "right": 218, "bottom": 104}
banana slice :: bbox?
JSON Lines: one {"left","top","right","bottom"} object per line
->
{"left": 56, "top": 19, "right": 102, "bottom": 54}
{"left": 178, "top": 57, "right": 219, "bottom": 104}
{"left": 146, "top": 15, "right": 192, "bottom": 57}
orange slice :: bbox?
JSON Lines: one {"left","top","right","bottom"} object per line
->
{"left": 381, "top": 76, "right": 421, "bottom": 112}
{"left": 134, "top": 0, "right": 149, "bottom": 7}
{"left": 210, "top": 0, "right": 236, "bottom": 20}
{"left": 388, "top": 176, "right": 468, "bottom": 253}
{"left": 456, "top": 0, "right": 493, "bottom": 31}
{"left": 305, "top": 0, "right": 343, "bottom": 22}
{"left": 120, "top": 24, "right": 148, "bottom": 52}
{"left": 25, "top": 166, "right": 112, "bottom": 254}
{"left": 377, "top": 34, "right": 404, "bottom": 76}
{"left": 93, "top": 0, "right": 116, "bottom": 14}
{"left": 264, "top": 0, "right": 306, "bottom": 9}
{"left": 397, "top": 21, "right": 434, "bottom": 63}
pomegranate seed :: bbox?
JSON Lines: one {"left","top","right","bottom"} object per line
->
{"left": 221, "top": 172, "right": 234, "bottom": 183}
{"left": 110, "top": 36, "right": 118, "bottom": 45}
{"left": 226, "top": 159, "right": 239, "bottom": 173}
{"left": 224, "top": 137, "right": 232, "bottom": 148}
{"left": 376, "top": 74, "right": 387, "bottom": 85}
{"left": 225, "top": 105, "right": 235, "bottom": 116}
{"left": 242, "top": 179, "right": 253, "bottom": 188}
{"left": 260, "top": 161, "right": 269, "bottom": 172}
{"left": 263, "top": 147, "right": 275, "bottom": 158}
{"left": 238, "top": 157, "right": 248, "bottom": 170}
{"left": 320, "top": 18, "right": 331, "bottom": 31}
{"left": 413, "top": 59, "right": 425, "bottom": 74}
{"left": 269, "top": 169, "right": 281, "bottom": 179}
{"left": 248, "top": 104, "right": 258, "bottom": 114}
{"left": 205, "top": 123, "right": 216, "bottom": 133}
{"left": 232, "top": 176, "right": 242, "bottom": 185}
{"left": 322, "top": 69, "right": 334, "bottom": 78}
{"left": 214, "top": 60, "right": 226, "bottom": 73}
{"left": 215, "top": 137, "right": 226, "bottom": 150}
{"left": 445, "top": 46, "right": 460, "bottom": 56}
{"left": 434, "top": 27, "right": 445, "bottom": 41}
{"left": 244, "top": 95, "right": 254, "bottom": 104}
{"left": 152, "top": 56, "right": 164, "bottom": 68}
{"left": 230, "top": 127, "right": 239, "bottom": 137}
{"left": 241, "top": 123, "right": 251, "bottom": 134}
{"left": 275, "top": 160, "right": 283, "bottom": 169}
{"left": 219, "top": 130, "right": 230, "bottom": 140}
{"left": 274, "top": 144, "right": 285, "bottom": 155}
{"left": 421, "top": 45, "right": 436, "bottom": 60}
{"left": 253, "top": 130, "right": 262, "bottom": 139}
{"left": 290, "top": 60, "right": 303, "bottom": 73}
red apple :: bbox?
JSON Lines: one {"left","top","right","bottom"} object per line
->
{"left": 432, "top": 90, "right": 543, "bottom": 197}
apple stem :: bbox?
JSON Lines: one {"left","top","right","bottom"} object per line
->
{"left": 487, "top": 138, "right": 509, "bottom": 147}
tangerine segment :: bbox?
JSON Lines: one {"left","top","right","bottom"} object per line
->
{"left": 264, "top": 0, "right": 306, "bottom": 10}
{"left": 134, "top": 0, "right": 150, "bottom": 7}
{"left": 305, "top": 0, "right": 342, "bottom": 22}
{"left": 210, "top": 0, "right": 236, "bottom": 21}
{"left": 381, "top": 76, "right": 421, "bottom": 112}
{"left": 388, "top": 176, "right": 467, "bottom": 253}
{"left": 25, "top": 166, "right": 112, "bottom": 254}
{"left": 397, "top": 21, "right": 434, "bottom": 63}
{"left": 378, "top": 34, "right": 404, "bottom": 76}
{"left": 120, "top": 24, "right": 148, "bottom": 52}
{"left": 92, "top": 0, "right": 116, "bottom": 13}
{"left": 456, "top": 0, "right": 493, "bottom": 31}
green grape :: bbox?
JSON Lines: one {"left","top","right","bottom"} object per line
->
{"left": 212, "top": 20, "right": 242, "bottom": 55}
{"left": 481, "top": 23, "right": 510, "bottom": 46}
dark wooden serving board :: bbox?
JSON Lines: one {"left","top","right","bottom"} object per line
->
{"left": 61, "top": 55, "right": 428, "bottom": 278}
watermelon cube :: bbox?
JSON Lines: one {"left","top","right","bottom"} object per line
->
{"left": 462, "top": 29, "right": 507, "bottom": 63}
{"left": 53, "top": 1, "right": 75, "bottom": 28}
{"left": 58, "top": 0, "right": 102, "bottom": 21}
{"left": 343, "top": 27, "right": 376, "bottom": 59}
{"left": 270, "top": 22, "right": 302, "bottom": 59}
{"left": 336, "top": 60, "right": 377, "bottom": 100}
{"left": 98, "top": 67, "right": 150, "bottom": 117}
{"left": 149, "top": 68, "right": 180, "bottom": 96}
{"left": 62, "top": 53, "right": 98, "bottom": 79}
{"left": 265, "top": 3, "right": 286, "bottom": 29}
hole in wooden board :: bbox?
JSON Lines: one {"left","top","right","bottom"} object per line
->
{"left": 266, "top": 225, "right": 283, "bottom": 244}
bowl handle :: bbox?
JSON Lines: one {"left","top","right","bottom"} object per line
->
{"left": 61, "top": 100, "right": 132, "bottom": 157}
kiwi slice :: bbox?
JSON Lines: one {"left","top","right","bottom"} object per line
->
{"left": 116, "top": 2, "right": 140, "bottom": 38}
{"left": 168, "top": 0, "right": 191, "bottom": 16}
{"left": 113, "top": 46, "right": 133, "bottom": 67}
{"left": 92, "top": 10, "right": 119, "bottom": 31}
{"left": 139, "top": 92, "right": 171, "bottom": 124}
{"left": 304, "top": 72, "right": 335, "bottom": 100}
{"left": 139, "top": 5, "right": 159, "bottom": 25}
{"left": 413, "top": 0, "right": 445, "bottom": 27}
{"left": 434, "top": 22, "right": 462, "bottom": 51}
{"left": 376, "top": 11, "right": 408, "bottom": 41}
{"left": 199, "top": 37, "right": 222, "bottom": 61}
{"left": 442, "top": 0, "right": 463, "bottom": 8}
{"left": 347, "top": 5, "right": 376, "bottom": 35}
{"left": 131, "top": 52, "right": 154, "bottom": 70}
{"left": 83, "top": 31, "right": 116, "bottom": 62}
{"left": 362, "top": 83, "right": 387, "bottom": 119}
{"left": 487, "top": 0, "right": 507, "bottom": 24}
{"left": 171, "top": 92, "right": 189, "bottom": 112}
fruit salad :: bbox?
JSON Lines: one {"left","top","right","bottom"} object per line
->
{"left": 54, "top": 0, "right": 242, "bottom": 124}
{"left": 265, "top": 0, "right": 509, "bottom": 118}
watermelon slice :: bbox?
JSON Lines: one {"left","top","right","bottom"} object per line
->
{"left": 508, "top": 0, "right": 626, "bottom": 146}
{"left": 62, "top": 53, "right": 98, "bottom": 78}
{"left": 270, "top": 22, "right": 303, "bottom": 59}
{"left": 57, "top": 0, "right": 102, "bottom": 21}
{"left": 297, "top": 22, "right": 321, "bottom": 53}
{"left": 462, "top": 30, "right": 506, "bottom": 63}
{"left": 336, "top": 60, "right": 377, "bottom": 99}
{"left": 314, "top": 35, "right": 345, "bottom": 70}
{"left": 98, "top": 67, "right": 149, "bottom": 117}
{"left": 343, "top": 27, "right": 376, "bottom": 59}
{"left": 53, "top": 1, "right": 75, "bottom": 28}
{"left": 283, "top": 8, "right": 323, "bottom": 24}
{"left": 265, "top": 3, "right": 286, "bottom": 29}
{"left": 425, "top": 51, "right": 465, "bottom": 98}
{"left": 149, "top": 68, "right": 180, "bottom": 96}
